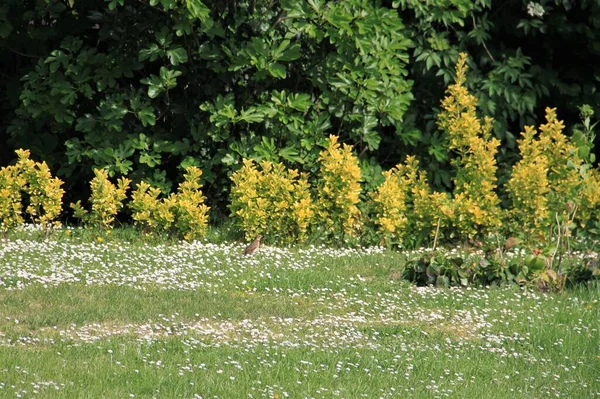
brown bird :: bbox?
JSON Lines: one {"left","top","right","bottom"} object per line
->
{"left": 243, "top": 234, "right": 263, "bottom": 255}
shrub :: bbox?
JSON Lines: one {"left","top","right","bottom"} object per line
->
{"left": 129, "top": 166, "right": 209, "bottom": 240}
{"left": 394, "top": 156, "right": 454, "bottom": 245}
{"left": 371, "top": 155, "right": 450, "bottom": 246}
{"left": 229, "top": 159, "right": 313, "bottom": 243}
{"left": 508, "top": 108, "right": 600, "bottom": 238}
{"left": 173, "top": 166, "right": 210, "bottom": 240}
{"left": 316, "top": 135, "right": 362, "bottom": 238}
{"left": 0, "top": 149, "right": 64, "bottom": 238}
{"left": 71, "top": 168, "right": 130, "bottom": 229}
{"left": 0, "top": 163, "right": 23, "bottom": 239}
{"left": 14, "top": 149, "right": 65, "bottom": 232}
{"left": 370, "top": 165, "right": 409, "bottom": 246}
{"left": 506, "top": 125, "right": 550, "bottom": 236}
{"left": 129, "top": 181, "right": 177, "bottom": 233}
{"left": 437, "top": 53, "right": 502, "bottom": 237}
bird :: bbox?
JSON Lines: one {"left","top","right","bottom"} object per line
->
{"left": 243, "top": 234, "right": 263, "bottom": 255}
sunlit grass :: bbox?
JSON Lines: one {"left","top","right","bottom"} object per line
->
{"left": 0, "top": 230, "right": 598, "bottom": 398}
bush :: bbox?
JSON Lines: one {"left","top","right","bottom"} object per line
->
{"left": 229, "top": 159, "right": 313, "bottom": 243}
{"left": 129, "top": 166, "right": 209, "bottom": 240}
{"left": 0, "top": 149, "right": 64, "bottom": 238}
{"left": 71, "top": 168, "right": 130, "bottom": 230}
{"left": 437, "top": 53, "right": 502, "bottom": 237}
{"left": 315, "top": 135, "right": 362, "bottom": 239}
{"left": 401, "top": 156, "right": 454, "bottom": 245}
{"left": 129, "top": 181, "right": 177, "bottom": 234}
{"left": 0, "top": 161, "right": 23, "bottom": 238}
{"left": 173, "top": 166, "right": 210, "bottom": 240}
{"left": 508, "top": 108, "right": 600, "bottom": 240}
{"left": 370, "top": 164, "right": 409, "bottom": 247}
{"left": 506, "top": 124, "right": 550, "bottom": 236}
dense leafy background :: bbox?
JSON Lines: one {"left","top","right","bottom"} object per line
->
{"left": 1, "top": 0, "right": 599, "bottom": 217}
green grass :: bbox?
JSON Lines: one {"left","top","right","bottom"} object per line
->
{"left": 0, "top": 232, "right": 598, "bottom": 398}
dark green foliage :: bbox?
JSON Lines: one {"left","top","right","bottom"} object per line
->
{"left": 401, "top": 248, "right": 597, "bottom": 290}
{"left": 0, "top": 0, "right": 412, "bottom": 211}
{"left": 1, "top": 0, "right": 600, "bottom": 214}
{"left": 394, "top": 0, "right": 600, "bottom": 190}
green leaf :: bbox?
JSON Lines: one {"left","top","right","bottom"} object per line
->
{"left": 138, "top": 43, "right": 161, "bottom": 62}
{"left": 288, "top": 93, "right": 312, "bottom": 112}
{"left": 108, "top": 0, "right": 124, "bottom": 10}
{"left": 137, "top": 107, "right": 156, "bottom": 127}
{"left": 180, "top": 156, "right": 200, "bottom": 169}
{"left": 273, "top": 40, "right": 290, "bottom": 58}
{"left": 141, "top": 75, "right": 163, "bottom": 98}
{"left": 279, "top": 147, "right": 304, "bottom": 163}
{"left": 147, "top": 85, "right": 162, "bottom": 99}
{"left": 221, "top": 153, "right": 236, "bottom": 165}
{"left": 306, "top": 0, "right": 323, "bottom": 13}
{"left": 279, "top": 44, "right": 302, "bottom": 61}
{"left": 166, "top": 47, "right": 188, "bottom": 65}
{"left": 0, "top": 21, "right": 13, "bottom": 38}
{"left": 238, "top": 107, "right": 266, "bottom": 123}
{"left": 159, "top": 139, "right": 191, "bottom": 155}
{"left": 397, "top": 128, "right": 422, "bottom": 146}
{"left": 186, "top": 0, "right": 210, "bottom": 22}
{"left": 268, "top": 63, "right": 287, "bottom": 79}
{"left": 154, "top": 27, "right": 172, "bottom": 47}
{"left": 139, "top": 152, "right": 161, "bottom": 167}
{"left": 159, "top": 67, "right": 182, "bottom": 89}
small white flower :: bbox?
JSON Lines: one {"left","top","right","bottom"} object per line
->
{"left": 527, "top": 2, "right": 545, "bottom": 17}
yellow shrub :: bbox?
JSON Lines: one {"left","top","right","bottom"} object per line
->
{"left": 0, "top": 149, "right": 64, "bottom": 237}
{"left": 71, "top": 168, "right": 130, "bottom": 229}
{"left": 409, "top": 162, "right": 455, "bottom": 238}
{"left": 0, "top": 164, "right": 23, "bottom": 238}
{"left": 129, "top": 167, "right": 210, "bottom": 240}
{"left": 437, "top": 53, "right": 501, "bottom": 237}
{"left": 538, "top": 108, "right": 588, "bottom": 218}
{"left": 371, "top": 156, "right": 425, "bottom": 245}
{"left": 507, "top": 125, "right": 550, "bottom": 235}
{"left": 173, "top": 166, "right": 210, "bottom": 240}
{"left": 129, "top": 181, "right": 176, "bottom": 232}
{"left": 316, "top": 135, "right": 362, "bottom": 237}
{"left": 371, "top": 167, "right": 408, "bottom": 245}
{"left": 229, "top": 159, "right": 314, "bottom": 243}
{"left": 14, "top": 150, "right": 65, "bottom": 230}
{"left": 508, "top": 108, "right": 600, "bottom": 234}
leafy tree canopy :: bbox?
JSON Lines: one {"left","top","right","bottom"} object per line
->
{"left": 1, "top": 0, "right": 599, "bottom": 212}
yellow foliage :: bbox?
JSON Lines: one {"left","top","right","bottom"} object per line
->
{"left": 411, "top": 173, "right": 454, "bottom": 236}
{"left": 316, "top": 135, "right": 362, "bottom": 237}
{"left": 230, "top": 159, "right": 314, "bottom": 243}
{"left": 538, "top": 108, "right": 585, "bottom": 215}
{"left": 174, "top": 166, "right": 210, "bottom": 240}
{"left": 71, "top": 168, "right": 130, "bottom": 229}
{"left": 129, "top": 167, "right": 209, "bottom": 240}
{"left": 507, "top": 125, "right": 550, "bottom": 235}
{"left": 508, "top": 108, "right": 600, "bottom": 234}
{"left": 371, "top": 156, "right": 419, "bottom": 245}
{"left": 0, "top": 149, "right": 64, "bottom": 237}
{"left": 0, "top": 164, "right": 23, "bottom": 238}
{"left": 129, "top": 181, "right": 176, "bottom": 231}
{"left": 437, "top": 53, "right": 501, "bottom": 237}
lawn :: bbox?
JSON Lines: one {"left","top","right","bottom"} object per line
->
{"left": 0, "top": 234, "right": 598, "bottom": 398}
